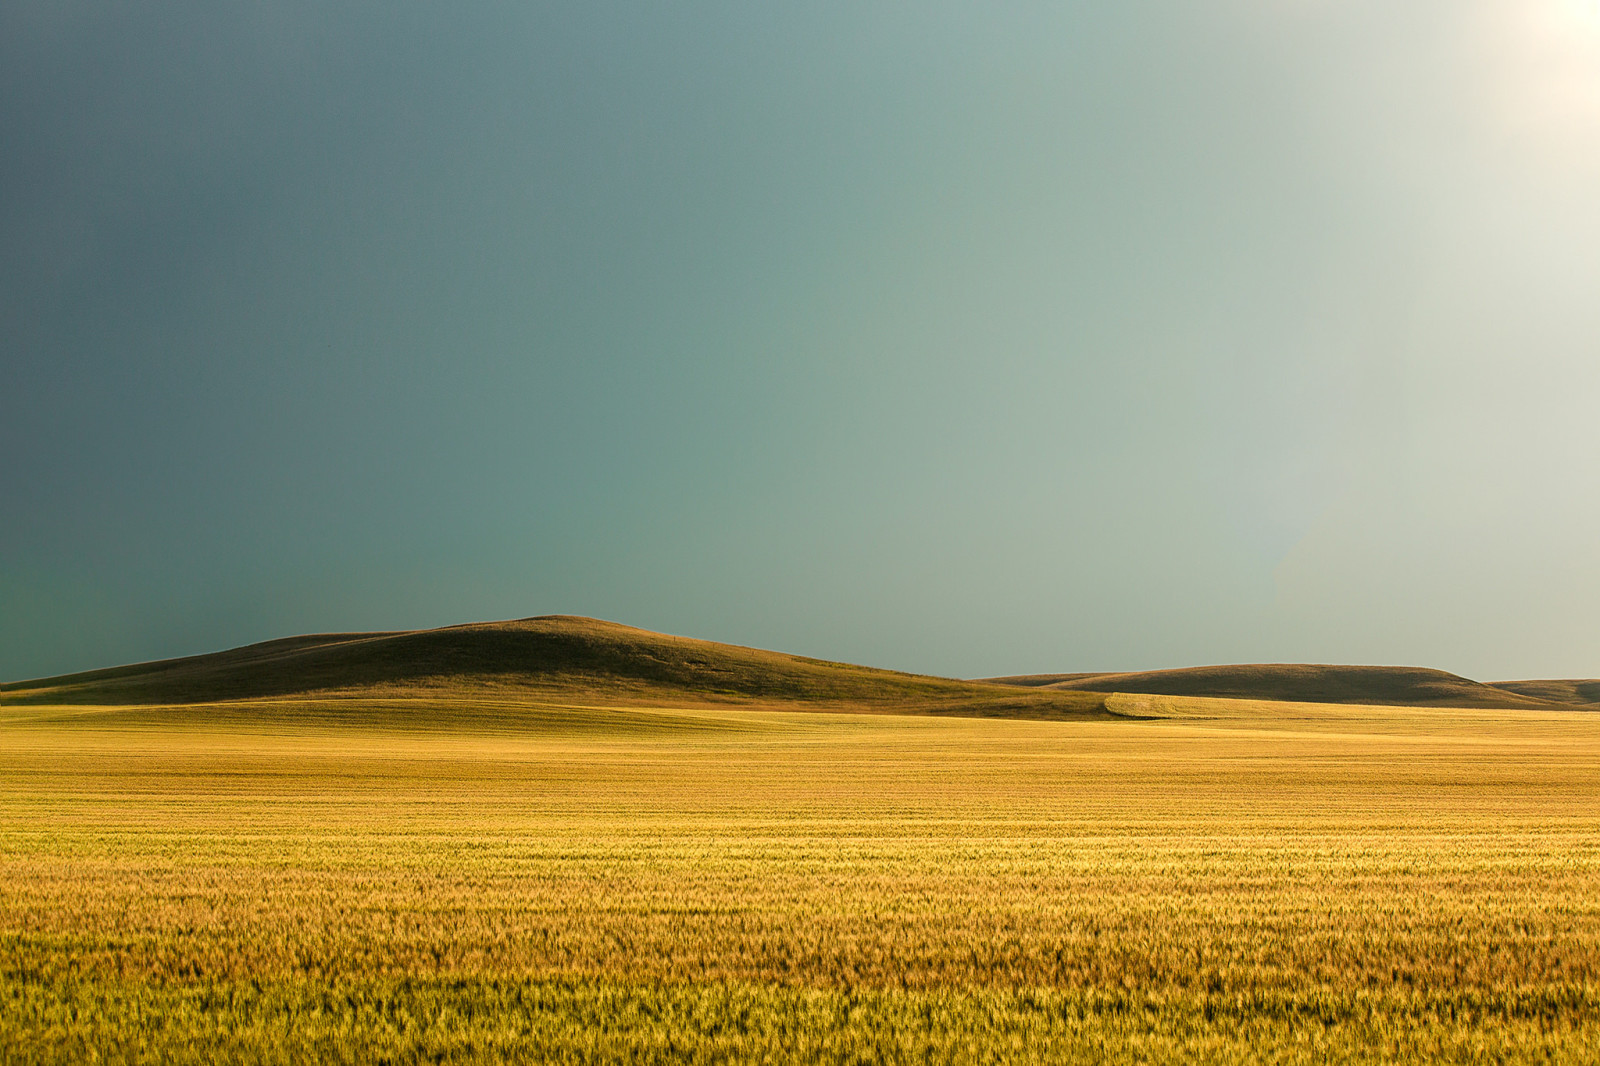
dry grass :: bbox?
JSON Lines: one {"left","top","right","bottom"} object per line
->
{"left": 3, "top": 694, "right": 1600, "bottom": 1062}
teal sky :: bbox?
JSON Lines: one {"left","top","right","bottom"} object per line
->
{"left": 4, "top": 1, "right": 1599, "bottom": 682}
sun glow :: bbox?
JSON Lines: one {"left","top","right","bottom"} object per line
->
{"left": 1479, "top": 0, "right": 1600, "bottom": 152}
{"left": 1565, "top": 0, "right": 1600, "bottom": 27}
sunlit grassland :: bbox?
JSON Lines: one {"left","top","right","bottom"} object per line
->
{"left": 4, "top": 696, "right": 1600, "bottom": 1062}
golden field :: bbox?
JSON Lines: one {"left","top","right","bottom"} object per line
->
{"left": 3, "top": 693, "right": 1599, "bottom": 1063}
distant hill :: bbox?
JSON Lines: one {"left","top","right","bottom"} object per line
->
{"left": 1487, "top": 679, "right": 1600, "bottom": 707}
{"left": 0, "top": 616, "right": 1106, "bottom": 721}
{"left": 984, "top": 664, "right": 1592, "bottom": 710}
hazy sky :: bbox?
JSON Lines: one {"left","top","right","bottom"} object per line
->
{"left": 5, "top": 0, "right": 1599, "bottom": 682}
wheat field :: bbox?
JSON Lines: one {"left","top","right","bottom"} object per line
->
{"left": 3, "top": 694, "right": 1599, "bottom": 1062}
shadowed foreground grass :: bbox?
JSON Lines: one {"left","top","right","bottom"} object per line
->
{"left": 10, "top": 978, "right": 1596, "bottom": 1064}
{"left": 3, "top": 696, "right": 1600, "bottom": 1062}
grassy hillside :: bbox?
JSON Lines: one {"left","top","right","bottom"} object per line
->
{"left": 0, "top": 615, "right": 1106, "bottom": 721}
{"left": 986, "top": 663, "right": 1576, "bottom": 709}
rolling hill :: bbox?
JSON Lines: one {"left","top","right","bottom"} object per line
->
{"left": 985, "top": 663, "right": 1595, "bottom": 710}
{"left": 0, "top": 615, "right": 1107, "bottom": 720}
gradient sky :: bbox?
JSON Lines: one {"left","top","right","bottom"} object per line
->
{"left": 5, "top": 0, "right": 1599, "bottom": 683}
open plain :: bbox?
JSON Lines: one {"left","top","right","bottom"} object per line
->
{"left": 12, "top": 0, "right": 1599, "bottom": 1056}
{"left": 5, "top": 662, "right": 1600, "bottom": 1062}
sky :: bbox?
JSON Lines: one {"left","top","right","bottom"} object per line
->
{"left": 4, "top": 0, "right": 1599, "bottom": 683}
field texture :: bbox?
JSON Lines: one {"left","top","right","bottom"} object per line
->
{"left": 3, "top": 695, "right": 1600, "bottom": 1063}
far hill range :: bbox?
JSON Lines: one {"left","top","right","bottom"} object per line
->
{"left": 2, "top": 616, "right": 1594, "bottom": 718}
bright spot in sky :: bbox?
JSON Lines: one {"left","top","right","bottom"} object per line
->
{"left": 1475, "top": 0, "right": 1600, "bottom": 159}
{"left": 1565, "top": 0, "right": 1600, "bottom": 26}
